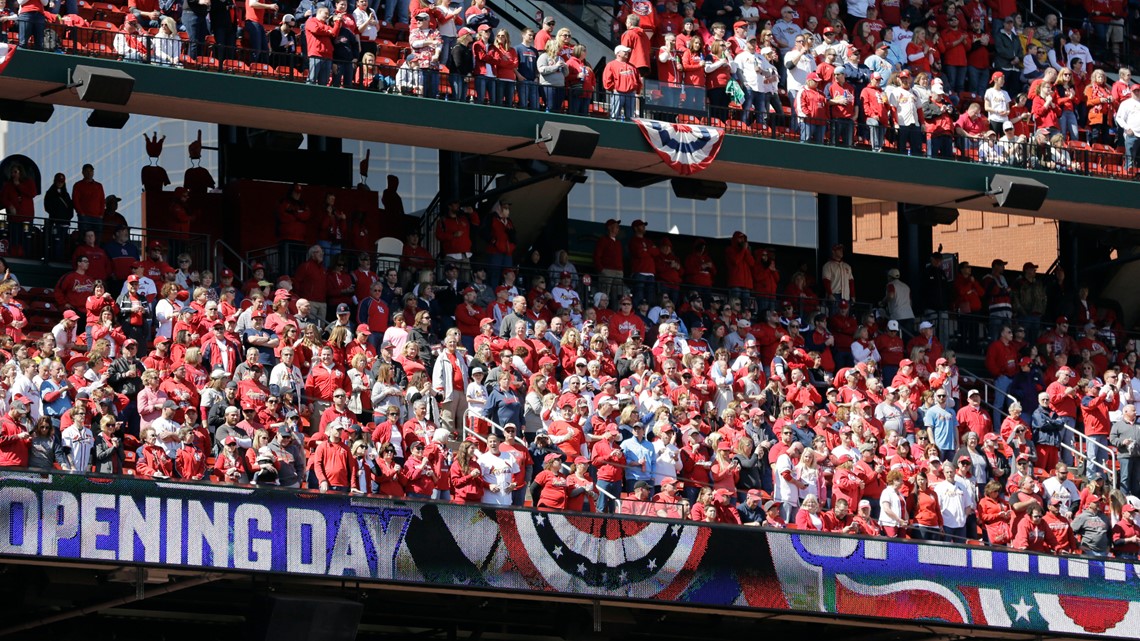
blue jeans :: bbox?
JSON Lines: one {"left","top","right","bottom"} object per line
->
{"left": 184, "top": 12, "right": 207, "bottom": 58}
{"left": 739, "top": 86, "right": 754, "bottom": 124}
{"left": 1087, "top": 434, "right": 1111, "bottom": 471}
{"left": 245, "top": 21, "right": 267, "bottom": 63}
{"left": 308, "top": 57, "right": 332, "bottom": 85}
{"left": 930, "top": 135, "right": 955, "bottom": 158}
{"left": 596, "top": 479, "right": 622, "bottom": 513}
{"left": 518, "top": 81, "right": 539, "bottom": 110}
{"left": 383, "top": 0, "right": 408, "bottom": 25}
{"left": 569, "top": 91, "right": 590, "bottom": 115}
{"left": 474, "top": 75, "right": 493, "bottom": 103}
{"left": 1059, "top": 110, "right": 1079, "bottom": 141}
{"left": 495, "top": 79, "right": 515, "bottom": 107}
{"left": 755, "top": 91, "right": 774, "bottom": 126}
{"left": 77, "top": 215, "right": 102, "bottom": 235}
{"left": 993, "top": 374, "right": 1012, "bottom": 426}
{"left": 632, "top": 274, "right": 654, "bottom": 306}
{"left": 1120, "top": 457, "right": 1140, "bottom": 497}
{"left": 944, "top": 65, "right": 966, "bottom": 93}
{"left": 1058, "top": 416, "right": 1077, "bottom": 466}
{"left": 449, "top": 72, "right": 467, "bottom": 101}
{"left": 18, "top": 11, "right": 45, "bottom": 50}
{"left": 867, "top": 118, "right": 886, "bottom": 151}
{"left": 543, "top": 85, "right": 564, "bottom": 113}
{"left": 609, "top": 91, "right": 636, "bottom": 121}
{"left": 1124, "top": 133, "right": 1140, "bottom": 171}
{"left": 421, "top": 68, "right": 439, "bottom": 99}
{"left": 801, "top": 122, "right": 825, "bottom": 144}
{"left": 898, "top": 124, "right": 924, "bottom": 156}
{"left": 967, "top": 66, "right": 988, "bottom": 96}
{"left": 486, "top": 252, "right": 512, "bottom": 287}
{"left": 831, "top": 119, "right": 853, "bottom": 147}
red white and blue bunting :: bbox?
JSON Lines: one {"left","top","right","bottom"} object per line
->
{"left": 634, "top": 118, "right": 724, "bottom": 176}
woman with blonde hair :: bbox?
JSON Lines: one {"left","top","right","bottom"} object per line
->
{"left": 537, "top": 39, "right": 567, "bottom": 112}
{"left": 491, "top": 29, "right": 519, "bottom": 107}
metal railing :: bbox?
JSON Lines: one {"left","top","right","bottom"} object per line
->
{"left": 0, "top": 214, "right": 210, "bottom": 272}
{"left": 26, "top": 24, "right": 1140, "bottom": 183}
{"left": 460, "top": 407, "right": 624, "bottom": 509}
{"left": 212, "top": 238, "right": 258, "bottom": 285}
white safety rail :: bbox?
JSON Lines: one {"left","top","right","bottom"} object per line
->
{"left": 461, "top": 408, "right": 621, "bottom": 509}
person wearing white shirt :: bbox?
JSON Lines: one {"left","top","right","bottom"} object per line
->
{"left": 886, "top": 71, "right": 923, "bottom": 155}
{"left": 1062, "top": 31, "right": 1094, "bottom": 70}
{"left": 62, "top": 421, "right": 95, "bottom": 473}
{"left": 735, "top": 41, "right": 763, "bottom": 124}
{"left": 877, "top": 471, "right": 908, "bottom": 536}
{"left": 1041, "top": 462, "right": 1080, "bottom": 517}
{"left": 933, "top": 460, "right": 975, "bottom": 542}
{"left": 151, "top": 401, "right": 183, "bottom": 460}
{"left": 478, "top": 433, "right": 520, "bottom": 506}
{"left": 774, "top": 441, "right": 806, "bottom": 521}
{"left": 1115, "top": 85, "right": 1140, "bottom": 170}
{"left": 551, "top": 275, "right": 580, "bottom": 310}
{"left": 783, "top": 35, "right": 816, "bottom": 132}
{"left": 847, "top": 0, "right": 872, "bottom": 19}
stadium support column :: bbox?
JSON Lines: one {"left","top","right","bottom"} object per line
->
{"left": 1058, "top": 221, "right": 1079, "bottom": 287}
{"left": 438, "top": 150, "right": 474, "bottom": 204}
{"left": 308, "top": 136, "right": 342, "bottom": 154}
{"left": 816, "top": 194, "right": 853, "bottom": 262}
{"left": 896, "top": 203, "right": 932, "bottom": 286}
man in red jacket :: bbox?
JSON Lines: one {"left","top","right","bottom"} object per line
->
{"left": 628, "top": 219, "right": 658, "bottom": 307}
{"left": 293, "top": 244, "right": 328, "bottom": 321}
{"left": 985, "top": 325, "right": 1018, "bottom": 424}
{"left": 314, "top": 424, "right": 356, "bottom": 492}
{"left": 72, "top": 164, "right": 105, "bottom": 234}
{"left": 590, "top": 425, "right": 626, "bottom": 512}
{"left": 435, "top": 201, "right": 479, "bottom": 277}
{"left": 486, "top": 202, "right": 516, "bottom": 287}
{"left": 594, "top": 218, "right": 624, "bottom": 306}
{"left": 55, "top": 257, "right": 96, "bottom": 312}
{"left": 306, "top": 5, "right": 343, "bottom": 86}
{"left": 827, "top": 67, "right": 857, "bottom": 146}
{"left": 796, "top": 72, "right": 828, "bottom": 143}
{"left": 1047, "top": 366, "right": 1081, "bottom": 466}
{"left": 603, "top": 44, "right": 642, "bottom": 121}
{"left": 620, "top": 13, "right": 651, "bottom": 75}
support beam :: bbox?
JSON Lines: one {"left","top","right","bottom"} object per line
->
{"left": 897, "top": 202, "right": 933, "bottom": 286}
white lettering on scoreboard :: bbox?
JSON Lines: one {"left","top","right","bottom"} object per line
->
{"left": 0, "top": 487, "right": 413, "bottom": 578}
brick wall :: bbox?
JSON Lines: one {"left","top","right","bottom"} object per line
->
{"left": 852, "top": 202, "right": 1059, "bottom": 270}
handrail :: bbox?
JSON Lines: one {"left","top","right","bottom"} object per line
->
{"left": 1057, "top": 421, "right": 1119, "bottom": 490}
{"left": 462, "top": 407, "right": 621, "bottom": 507}
{"left": 32, "top": 24, "right": 1140, "bottom": 183}
{"left": 213, "top": 238, "right": 256, "bottom": 284}
{"left": 0, "top": 213, "right": 211, "bottom": 270}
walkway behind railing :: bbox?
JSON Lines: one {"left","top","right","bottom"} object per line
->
{"left": 24, "top": 24, "right": 1140, "bottom": 183}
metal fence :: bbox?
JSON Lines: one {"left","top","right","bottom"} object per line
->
{"left": 1, "top": 214, "right": 211, "bottom": 272}
{"left": 22, "top": 24, "right": 1140, "bottom": 181}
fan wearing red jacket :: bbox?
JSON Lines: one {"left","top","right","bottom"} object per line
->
{"left": 603, "top": 45, "right": 642, "bottom": 121}
{"left": 620, "top": 14, "right": 652, "bottom": 73}
{"left": 175, "top": 430, "right": 208, "bottom": 480}
{"left": 136, "top": 427, "right": 174, "bottom": 479}
{"left": 313, "top": 424, "right": 356, "bottom": 492}
{"left": 450, "top": 441, "right": 489, "bottom": 503}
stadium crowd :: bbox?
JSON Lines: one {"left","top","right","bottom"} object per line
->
{"left": 9, "top": 0, "right": 1140, "bottom": 167}
{"left": 2, "top": 179, "right": 1140, "bottom": 559}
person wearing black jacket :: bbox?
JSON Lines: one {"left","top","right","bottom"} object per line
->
{"left": 269, "top": 15, "right": 300, "bottom": 69}
{"left": 920, "top": 251, "right": 951, "bottom": 337}
{"left": 182, "top": 0, "right": 210, "bottom": 58}
{"left": 207, "top": 381, "right": 240, "bottom": 437}
{"left": 43, "top": 172, "right": 74, "bottom": 262}
{"left": 107, "top": 341, "right": 146, "bottom": 436}
{"left": 449, "top": 27, "right": 475, "bottom": 102}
